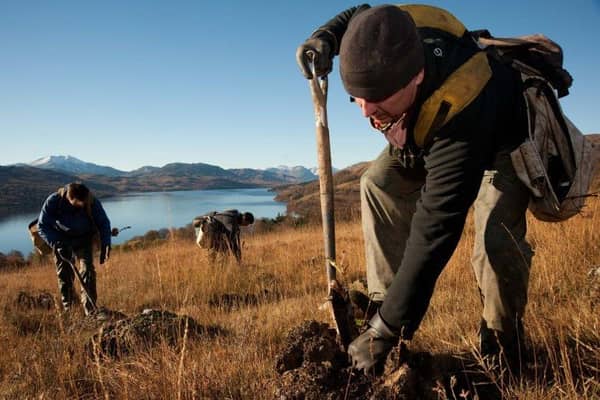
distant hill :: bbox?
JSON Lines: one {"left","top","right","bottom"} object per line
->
{"left": 81, "top": 163, "right": 304, "bottom": 193}
{"left": 274, "top": 162, "right": 369, "bottom": 220}
{"left": 588, "top": 134, "right": 600, "bottom": 192}
{"left": 29, "top": 155, "right": 126, "bottom": 177}
{"left": 0, "top": 166, "right": 117, "bottom": 218}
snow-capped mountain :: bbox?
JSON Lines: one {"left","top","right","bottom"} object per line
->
{"left": 29, "top": 155, "right": 126, "bottom": 177}
{"left": 266, "top": 165, "right": 317, "bottom": 182}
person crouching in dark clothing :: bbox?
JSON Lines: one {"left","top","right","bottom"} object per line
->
{"left": 193, "top": 210, "right": 254, "bottom": 263}
{"left": 297, "top": 4, "right": 533, "bottom": 374}
{"left": 38, "top": 183, "right": 112, "bottom": 315}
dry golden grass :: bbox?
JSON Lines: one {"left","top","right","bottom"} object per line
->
{"left": 1, "top": 198, "right": 598, "bottom": 399}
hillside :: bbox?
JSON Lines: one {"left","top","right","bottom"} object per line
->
{"left": 80, "top": 162, "right": 270, "bottom": 193}
{"left": 274, "top": 162, "right": 370, "bottom": 220}
{"left": 589, "top": 134, "right": 600, "bottom": 191}
{"left": 0, "top": 196, "right": 598, "bottom": 399}
{"left": 0, "top": 166, "right": 116, "bottom": 218}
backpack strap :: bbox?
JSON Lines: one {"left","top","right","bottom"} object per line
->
{"left": 397, "top": 5, "right": 493, "bottom": 148}
{"left": 398, "top": 4, "right": 466, "bottom": 38}
{"left": 413, "top": 51, "right": 492, "bottom": 148}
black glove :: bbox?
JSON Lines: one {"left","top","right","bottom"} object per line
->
{"left": 296, "top": 35, "right": 334, "bottom": 79}
{"left": 348, "top": 310, "right": 400, "bottom": 372}
{"left": 100, "top": 244, "right": 111, "bottom": 264}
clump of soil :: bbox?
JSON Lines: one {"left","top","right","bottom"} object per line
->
{"left": 88, "top": 308, "right": 226, "bottom": 358}
{"left": 275, "top": 320, "right": 347, "bottom": 373}
{"left": 274, "top": 320, "right": 497, "bottom": 400}
{"left": 274, "top": 320, "right": 372, "bottom": 400}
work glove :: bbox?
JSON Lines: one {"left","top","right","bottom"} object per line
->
{"left": 348, "top": 310, "right": 400, "bottom": 372}
{"left": 296, "top": 35, "right": 334, "bottom": 79}
{"left": 99, "top": 244, "right": 111, "bottom": 264}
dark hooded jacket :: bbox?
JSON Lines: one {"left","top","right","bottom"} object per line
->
{"left": 38, "top": 186, "right": 112, "bottom": 250}
{"left": 314, "top": 4, "right": 528, "bottom": 335}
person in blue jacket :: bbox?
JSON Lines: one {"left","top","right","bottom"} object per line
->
{"left": 38, "top": 183, "right": 112, "bottom": 315}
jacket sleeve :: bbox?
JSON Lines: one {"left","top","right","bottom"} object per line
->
{"left": 38, "top": 193, "right": 61, "bottom": 248}
{"left": 379, "top": 117, "right": 492, "bottom": 337}
{"left": 311, "top": 4, "right": 370, "bottom": 54}
{"left": 92, "top": 199, "right": 112, "bottom": 247}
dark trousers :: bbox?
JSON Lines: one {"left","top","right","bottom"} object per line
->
{"left": 55, "top": 241, "right": 96, "bottom": 314}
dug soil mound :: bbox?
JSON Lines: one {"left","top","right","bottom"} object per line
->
{"left": 274, "top": 320, "right": 500, "bottom": 400}
{"left": 88, "top": 308, "right": 226, "bottom": 358}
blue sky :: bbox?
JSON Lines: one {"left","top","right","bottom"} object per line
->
{"left": 1, "top": 1, "right": 598, "bottom": 171}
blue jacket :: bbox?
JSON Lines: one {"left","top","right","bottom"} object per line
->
{"left": 38, "top": 189, "right": 111, "bottom": 249}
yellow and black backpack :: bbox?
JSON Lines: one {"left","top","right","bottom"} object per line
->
{"left": 401, "top": 5, "right": 599, "bottom": 222}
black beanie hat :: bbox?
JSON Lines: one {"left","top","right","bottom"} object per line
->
{"left": 339, "top": 5, "right": 424, "bottom": 102}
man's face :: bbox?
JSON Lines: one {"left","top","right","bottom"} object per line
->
{"left": 352, "top": 68, "right": 424, "bottom": 130}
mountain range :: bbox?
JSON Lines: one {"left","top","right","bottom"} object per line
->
{"left": 0, "top": 155, "right": 320, "bottom": 217}
{"left": 25, "top": 155, "right": 320, "bottom": 181}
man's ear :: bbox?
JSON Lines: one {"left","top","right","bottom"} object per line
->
{"left": 415, "top": 68, "right": 425, "bottom": 86}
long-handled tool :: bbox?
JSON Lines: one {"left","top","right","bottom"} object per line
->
{"left": 57, "top": 250, "right": 97, "bottom": 312}
{"left": 307, "top": 53, "right": 358, "bottom": 349}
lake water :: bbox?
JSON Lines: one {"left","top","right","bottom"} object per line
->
{"left": 0, "top": 188, "right": 286, "bottom": 256}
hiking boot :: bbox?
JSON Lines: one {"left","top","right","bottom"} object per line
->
{"left": 479, "top": 320, "right": 527, "bottom": 378}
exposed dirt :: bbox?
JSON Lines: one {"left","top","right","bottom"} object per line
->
{"left": 88, "top": 308, "right": 226, "bottom": 359}
{"left": 273, "top": 320, "right": 371, "bottom": 400}
{"left": 274, "top": 320, "right": 501, "bottom": 400}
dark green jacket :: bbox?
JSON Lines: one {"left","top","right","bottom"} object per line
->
{"left": 314, "top": 4, "right": 527, "bottom": 336}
